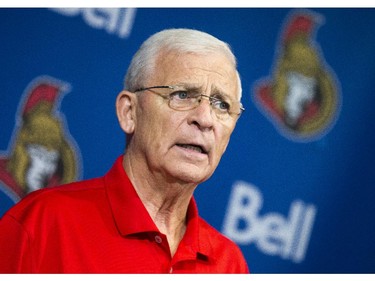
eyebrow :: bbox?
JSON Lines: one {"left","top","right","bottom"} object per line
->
{"left": 175, "top": 83, "right": 233, "bottom": 101}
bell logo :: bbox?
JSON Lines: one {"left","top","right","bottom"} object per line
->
{"left": 222, "top": 181, "right": 316, "bottom": 263}
{"left": 50, "top": 8, "right": 136, "bottom": 39}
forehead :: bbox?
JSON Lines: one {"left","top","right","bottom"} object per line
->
{"left": 151, "top": 51, "right": 239, "bottom": 100}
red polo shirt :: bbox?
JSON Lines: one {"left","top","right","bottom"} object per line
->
{"left": 0, "top": 156, "right": 249, "bottom": 273}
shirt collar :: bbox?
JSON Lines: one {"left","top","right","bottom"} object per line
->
{"left": 104, "top": 156, "right": 212, "bottom": 260}
{"left": 104, "top": 156, "right": 158, "bottom": 235}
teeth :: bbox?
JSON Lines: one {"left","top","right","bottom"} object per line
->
{"left": 178, "top": 144, "right": 204, "bottom": 153}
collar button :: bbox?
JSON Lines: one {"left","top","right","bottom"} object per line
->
{"left": 154, "top": 235, "right": 162, "bottom": 244}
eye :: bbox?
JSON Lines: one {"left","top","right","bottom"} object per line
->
{"left": 170, "top": 91, "right": 190, "bottom": 100}
{"left": 212, "top": 98, "right": 230, "bottom": 112}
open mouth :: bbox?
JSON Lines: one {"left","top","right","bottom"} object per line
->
{"left": 176, "top": 144, "right": 207, "bottom": 154}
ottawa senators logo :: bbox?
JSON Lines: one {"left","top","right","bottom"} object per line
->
{"left": 0, "top": 76, "right": 81, "bottom": 212}
{"left": 254, "top": 10, "right": 341, "bottom": 142}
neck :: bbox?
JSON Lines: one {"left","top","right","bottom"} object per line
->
{"left": 122, "top": 153, "right": 196, "bottom": 256}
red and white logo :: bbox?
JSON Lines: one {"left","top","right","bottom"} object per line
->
{"left": 0, "top": 76, "right": 81, "bottom": 204}
{"left": 254, "top": 11, "right": 341, "bottom": 142}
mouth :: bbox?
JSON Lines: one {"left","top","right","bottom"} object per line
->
{"left": 176, "top": 143, "right": 208, "bottom": 155}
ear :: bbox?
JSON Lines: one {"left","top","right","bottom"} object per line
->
{"left": 116, "top": 90, "right": 137, "bottom": 134}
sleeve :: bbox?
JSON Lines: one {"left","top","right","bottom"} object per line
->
{"left": 0, "top": 214, "right": 33, "bottom": 273}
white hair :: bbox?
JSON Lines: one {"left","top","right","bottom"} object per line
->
{"left": 124, "top": 28, "right": 242, "bottom": 100}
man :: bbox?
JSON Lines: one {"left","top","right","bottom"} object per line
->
{"left": 0, "top": 28, "right": 249, "bottom": 273}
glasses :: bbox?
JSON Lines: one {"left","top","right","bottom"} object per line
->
{"left": 133, "top": 85, "right": 245, "bottom": 121}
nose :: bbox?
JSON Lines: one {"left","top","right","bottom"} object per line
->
{"left": 187, "top": 95, "right": 214, "bottom": 130}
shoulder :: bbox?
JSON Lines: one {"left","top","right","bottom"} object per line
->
{"left": 198, "top": 216, "right": 244, "bottom": 254}
{"left": 198, "top": 217, "right": 249, "bottom": 273}
{"left": 4, "top": 177, "right": 105, "bottom": 222}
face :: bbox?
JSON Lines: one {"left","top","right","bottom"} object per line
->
{"left": 127, "top": 51, "right": 241, "bottom": 184}
{"left": 285, "top": 72, "right": 316, "bottom": 125}
{"left": 26, "top": 144, "right": 59, "bottom": 192}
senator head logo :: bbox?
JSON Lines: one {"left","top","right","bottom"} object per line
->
{"left": 254, "top": 11, "right": 341, "bottom": 142}
{"left": 0, "top": 76, "right": 81, "bottom": 205}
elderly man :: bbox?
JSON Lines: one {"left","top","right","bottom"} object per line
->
{"left": 0, "top": 28, "right": 249, "bottom": 273}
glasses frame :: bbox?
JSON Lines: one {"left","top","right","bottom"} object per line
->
{"left": 133, "top": 85, "right": 245, "bottom": 119}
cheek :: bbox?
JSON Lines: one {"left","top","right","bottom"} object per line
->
{"left": 135, "top": 105, "right": 177, "bottom": 152}
{"left": 137, "top": 118, "right": 163, "bottom": 150}
{"left": 213, "top": 129, "right": 233, "bottom": 159}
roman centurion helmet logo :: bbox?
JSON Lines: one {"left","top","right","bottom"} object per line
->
{"left": 0, "top": 76, "right": 81, "bottom": 204}
{"left": 254, "top": 11, "right": 341, "bottom": 142}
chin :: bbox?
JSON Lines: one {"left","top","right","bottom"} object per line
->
{"left": 170, "top": 168, "right": 213, "bottom": 185}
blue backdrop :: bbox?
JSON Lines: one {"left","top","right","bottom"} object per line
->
{"left": 0, "top": 8, "right": 374, "bottom": 273}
